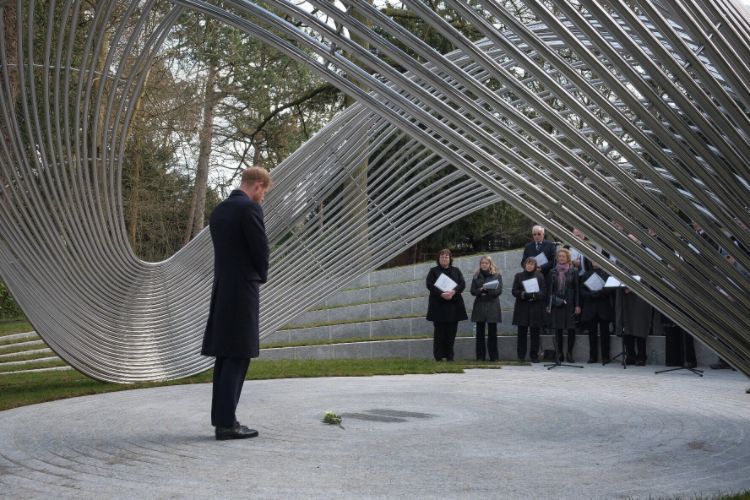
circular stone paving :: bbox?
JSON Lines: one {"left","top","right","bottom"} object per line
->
{"left": 0, "top": 365, "right": 748, "bottom": 499}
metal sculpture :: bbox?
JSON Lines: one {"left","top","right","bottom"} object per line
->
{"left": 1, "top": 1, "right": 748, "bottom": 381}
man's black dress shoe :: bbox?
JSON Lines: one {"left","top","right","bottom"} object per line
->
{"left": 215, "top": 424, "right": 259, "bottom": 440}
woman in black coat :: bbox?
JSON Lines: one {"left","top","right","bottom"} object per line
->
{"left": 426, "top": 248, "right": 468, "bottom": 361}
{"left": 546, "top": 248, "right": 580, "bottom": 363}
{"left": 579, "top": 261, "right": 614, "bottom": 363}
{"left": 470, "top": 256, "right": 503, "bottom": 361}
{"left": 512, "top": 257, "right": 546, "bottom": 362}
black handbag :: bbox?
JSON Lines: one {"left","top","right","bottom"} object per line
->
{"left": 551, "top": 295, "right": 566, "bottom": 308}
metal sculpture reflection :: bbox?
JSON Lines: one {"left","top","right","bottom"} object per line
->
{"left": 0, "top": 0, "right": 748, "bottom": 381}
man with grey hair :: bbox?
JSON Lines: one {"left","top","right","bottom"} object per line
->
{"left": 521, "top": 225, "right": 557, "bottom": 276}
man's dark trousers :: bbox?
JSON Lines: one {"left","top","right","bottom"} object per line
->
{"left": 211, "top": 357, "right": 251, "bottom": 428}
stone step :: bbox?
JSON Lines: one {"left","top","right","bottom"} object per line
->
{"left": 260, "top": 335, "right": 720, "bottom": 367}
{"left": 0, "top": 331, "right": 37, "bottom": 342}
{"left": 0, "top": 356, "right": 60, "bottom": 367}
{"left": 0, "top": 339, "right": 46, "bottom": 352}
{"left": 272, "top": 248, "right": 533, "bottom": 349}
{"left": 0, "top": 348, "right": 52, "bottom": 360}
{"left": 265, "top": 316, "right": 518, "bottom": 346}
{"left": 0, "top": 365, "right": 72, "bottom": 376}
{"left": 288, "top": 295, "right": 517, "bottom": 329}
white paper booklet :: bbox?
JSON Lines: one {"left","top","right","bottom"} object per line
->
{"left": 435, "top": 273, "right": 458, "bottom": 292}
{"left": 533, "top": 252, "right": 548, "bottom": 267}
{"left": 604, "top": 276, "right": 623, "bottom": 288}
{"left": 584, "top": 273, "right": 605, "bottom": 291}
{"left": 483, "top": 279, "right": 500, "bottom": 290}
{"left": 522, "top": 278, "right": 540, "bottom": 293}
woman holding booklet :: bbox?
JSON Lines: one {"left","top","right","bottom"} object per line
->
{"left": 426, "top": 249, "right": 468, "bottom": 361}
{"left": 511, "top": 257, "right": 546, "bottom": 362}
{"left": 579, "top": 261, "right": 614, "bottom": 363}
{"left": 470, "top": 256, "right": 503, "bottom": 361}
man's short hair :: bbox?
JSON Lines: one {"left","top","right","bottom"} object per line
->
{"left": 532, "top": 225, "right": 545, "bottom": 235}
{"left": 241, "top": 167, "right": 272, "bottom": 188}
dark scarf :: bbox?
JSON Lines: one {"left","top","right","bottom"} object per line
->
{"left": 556, "top": 263, "right": 571, "bottom": 289}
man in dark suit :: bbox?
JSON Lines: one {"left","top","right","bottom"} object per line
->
{"left": 521, "top": 225, "right": 557, "bottom": 276}
{"left": 202, "top": 167, "right": 271, "bottom": 440}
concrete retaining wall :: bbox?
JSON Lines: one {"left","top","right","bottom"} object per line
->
{"left": 261, "top": 335, "right": 720, "bottom": 366}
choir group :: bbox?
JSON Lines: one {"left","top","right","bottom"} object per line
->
{"left": 425, "top": 225, "right": 700, "bottom": 367}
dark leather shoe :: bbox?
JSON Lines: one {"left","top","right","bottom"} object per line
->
{"left": 530, "top": 357, "right": 539, "bottom": 363}
{"left": 215, "top": 425, "right": 259, "bottom": 440}
{"left": 566, "top": 353, "right": 575, "bottom": 363}
{"left": 587, "top": 358, "right": 597, "bottom": 364}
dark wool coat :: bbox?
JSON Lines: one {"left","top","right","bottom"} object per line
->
{"left": 618, "top": 290, "right": 653, "bottom": 338}
{"left": 470, "top": 272, "right": 503, "bottom": 323}
{"left": 546, "top": 266, "right": 580, "bottom": 330}
{"left": 579, "top": 269, "right": 614, "bottom": 323}
{"left": 521, "top": 239, "right": 557, "bottom": 276}
{"left": 202, "top": 190, "right": 269, "bottom": 358}
{"left": 426, "top": 265, "right": 468, "bottom": 323}
{"left": 511, "top": 271, "right": 547, "bottom": 327}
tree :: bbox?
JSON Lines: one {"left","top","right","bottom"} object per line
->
{"left": 170, "top": 11, "right": 345, "bottom": 243}
{"left": 374, "top": 0, "right": 536, "bottom": 265}
{"left": 0, "top": 279, "right": 22, "bottom": 320}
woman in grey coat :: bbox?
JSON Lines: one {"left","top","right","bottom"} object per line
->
{"left": 470, "top": 256, "right": 503, "bottom": 361}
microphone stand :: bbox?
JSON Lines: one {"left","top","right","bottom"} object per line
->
{"left": 655, "top": 328, "right": 703, "bottom": 377}
{"left": 545, "top": 329, "right": 583, "bottom": 370}
{"left": 603, "top": 287, "right": 626, "bottom": 369}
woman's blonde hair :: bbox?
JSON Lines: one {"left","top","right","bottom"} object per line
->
{"left": 474, "top": 255, "right": 498, "bottom": 276}
{"left": 556, "top": 247, "right": 572, "bottom": 264}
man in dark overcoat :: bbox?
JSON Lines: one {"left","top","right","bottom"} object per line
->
{"left": 202, "top": 166, "right": 271, "bottom": 440}
{"left": 521, "top": 225, "right": 557, "bottom": 276}
{"left": 579, "top": 262, "right": 614, "bottom": 363}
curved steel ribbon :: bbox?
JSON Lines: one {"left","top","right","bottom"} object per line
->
{"left": 0, "top": 0, "right": 748, "bottom": 382}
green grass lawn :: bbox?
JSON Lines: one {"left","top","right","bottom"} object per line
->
{"left": 0, "top": 358, "right": 505, "bottom": 412}
{"left": 0, "top": 319, "right": 33, "bottom": 336}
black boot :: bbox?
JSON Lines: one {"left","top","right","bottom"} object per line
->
{"left": 587, "top": 330, "right": 598, "bottom": 363}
